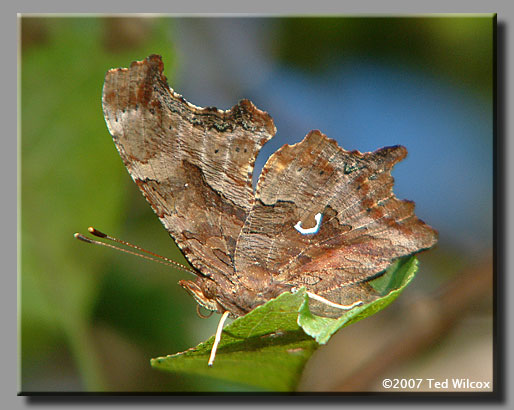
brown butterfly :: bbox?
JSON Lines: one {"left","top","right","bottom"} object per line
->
{"left": 99, "top": 54, "right": 437, "bottom": 323}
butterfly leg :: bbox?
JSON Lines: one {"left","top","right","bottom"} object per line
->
{"left": 208, "top": 310, "right": 230, "bottom": 366}
{"left": 291, "top": 287, "right": 363, "bottom": 311}
{"left": 305, "top": 291, "right": 363, "bottom": 311}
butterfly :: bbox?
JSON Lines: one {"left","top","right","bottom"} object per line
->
{"left": 101, "top": 54, "right": 437, "bottom": 323}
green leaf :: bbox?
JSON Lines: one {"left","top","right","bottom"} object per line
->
{"left": 151, "top": 289, "right": 318, "bottom": 391}
{"left": 151, "top": 256, "right": 418, "bottom": 391}
{"left": 298, "top": 256, "right": 418, "bottom": 344}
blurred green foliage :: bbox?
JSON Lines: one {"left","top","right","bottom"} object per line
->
{"left": 20, "top": 17, "right": 188, "bottom": 391}
{"left": 275, "top": 17, "right": 493, "bottom": 98}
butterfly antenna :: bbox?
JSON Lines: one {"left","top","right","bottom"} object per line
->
{"left": 74, "top": 227, "right": 197, "bottom": 276}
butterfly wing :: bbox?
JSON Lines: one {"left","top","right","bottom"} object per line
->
{"left": 102, "top": 55, "right": 275, "bottom": 286}
{"left": 102, "top": 55, "right": 437, "bottom": 318}
{"left": 234, "top": 130, "right": 437, "bottom": 311}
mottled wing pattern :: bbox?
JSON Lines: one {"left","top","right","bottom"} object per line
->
{"left": 235, "top": 130, "right": 437, "bottom": 311}
{"left": 102, "top": 55, "right": 275, "bottom": 284}
{"left": 103, "top": 55, "right": 437, "bottom": 319}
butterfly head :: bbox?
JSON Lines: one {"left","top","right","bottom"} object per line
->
{"left": 178, "top": 279, "right": 221, "bottom": 314}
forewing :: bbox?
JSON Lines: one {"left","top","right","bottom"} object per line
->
{"left": 102, "top": 55, "right": 275, "bottom": 280}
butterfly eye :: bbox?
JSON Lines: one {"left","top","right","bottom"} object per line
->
{"left": 294, "top": 212, "right": 323, "bottom": 235}
{"left": 201, "top": 279, "right": 217, "bottom": 299}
